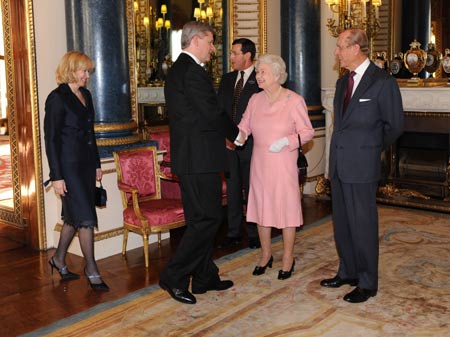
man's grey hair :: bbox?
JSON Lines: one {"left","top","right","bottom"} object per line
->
{"left": 181, "top": 21, "right": 214, "bottom": 49}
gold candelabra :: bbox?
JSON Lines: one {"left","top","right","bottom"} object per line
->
{"left": 325, "top": 0, "right": 382, "bottom": 42}
{"left": 134, "top": 1, "right": 171, "bottom": 86}
{"left": 193, "top": 0, "right": 223, "bottom": 85}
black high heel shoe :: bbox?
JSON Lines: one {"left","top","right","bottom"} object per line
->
{"left": 84, "top": 268, "right": 109, "bottom": 291}
{"left": 278, "top": 259, "right": 295, "bottom": 280}
{"left": 252, "top": 256, "right": 273, "bottom": 276}
{"left": 48, "top": 257, "right": 80, "bottom": 281}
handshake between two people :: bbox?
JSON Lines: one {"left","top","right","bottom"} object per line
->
{"left": 226, "top": 130, "right": 247, "bottom": 150}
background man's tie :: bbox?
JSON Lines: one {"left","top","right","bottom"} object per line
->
{"left": 343, "top": 71, "right": 356, "bottom": 113}
{"left": 232, "top": 71, "right": 245, "bottom": 122}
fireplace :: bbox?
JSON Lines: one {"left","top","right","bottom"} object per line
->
{"left": 378, "top": 111, "right": 450, "bottom": 212}
{"left": 322, "top": 86, "right": 450, "bottom": 213}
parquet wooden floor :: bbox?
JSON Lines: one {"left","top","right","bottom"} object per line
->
{"left": 0, "top": 196, "right": 331, "bottom": 337}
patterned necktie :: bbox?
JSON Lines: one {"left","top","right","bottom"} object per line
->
{"left": 232, "top": 71, "right": 245, "bottom": 122}
{"left": 343, "top": 71, "right": 356, "bottom": 113}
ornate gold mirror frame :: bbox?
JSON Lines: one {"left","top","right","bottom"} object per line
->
{"left": 0, "top": 0, "right": 44, "bottom": 248}
{"left": 128, "top": 0, "right": 267, "bottom": 87}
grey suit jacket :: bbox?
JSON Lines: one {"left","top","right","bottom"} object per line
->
{"left": 329, "top": 62, "right": 404, "bottom": 183}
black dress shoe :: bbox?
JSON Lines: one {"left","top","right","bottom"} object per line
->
{"left": 320, "top": 275, "right": 358, "bottom": 288}
{"left": 218, "top": 237, "right": 242, "bottom": 249}
{"left": 343, "top": 287, "right": 377, "bottom": 303}
{"left": 159, "top": 280, "right": 196, "bottom": 304}
{"left": 252, "top": 255, "right": 273, "bottom": 276}
{"left": 248, "top": 237, "right": 261, "bottom": 249}
{"left": 192, "top": 279, "right": 234, "bottom": 294}
{"left": 278, "top": 259, "right": 295, "bottom": 280}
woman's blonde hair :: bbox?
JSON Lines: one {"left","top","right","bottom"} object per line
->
{"left": 55, "top": 51, "right": 94, "bottom": 85}
{"left": 255, "top": 54, "right": 288, "bottom": 85}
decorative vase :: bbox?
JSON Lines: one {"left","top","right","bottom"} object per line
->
{"left": 424, "top": 43, "right": 442, "bottom": 77}
{"left": 403, "top": 40, "right": 427, "bottom": 81}
{"left": 442, "top": 48, "right": 450, "bottom": 78}
{"left": 390, "top": 52, "right": 404, "bottom": 78}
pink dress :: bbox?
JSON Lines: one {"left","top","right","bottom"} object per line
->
{"left": 238, "top": 89, "right": 314, "bottom": 228}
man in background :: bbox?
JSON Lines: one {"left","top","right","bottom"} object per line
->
{"left": 217, "top": 38, "right": 261, "bottom": 249}
{"left": 160, "top": 21, "right": 245, "bottom": 305}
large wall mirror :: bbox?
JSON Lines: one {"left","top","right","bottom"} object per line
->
{"left": 132, "top": 0, "right": 267, "bottom": 88}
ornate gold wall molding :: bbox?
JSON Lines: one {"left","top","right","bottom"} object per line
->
{"left": 228, "top": 0, "right": 267, "bottom": 64}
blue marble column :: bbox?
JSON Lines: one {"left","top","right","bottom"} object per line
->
{"left": 280, "top": 0, "right": 323, "bottom": 128}
{"left": 65, "top": 0, "right": 141, "bottom": 155}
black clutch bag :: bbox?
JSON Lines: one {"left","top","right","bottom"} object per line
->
{"left": 297, "top": 134, "right": 308, "bottom": 183}
{"left": 95, "top": 180, "right": 107, "bottom": 207}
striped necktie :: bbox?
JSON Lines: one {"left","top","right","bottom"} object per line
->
{"left": 232, "top": 71, "right": 245, "bottom": 122}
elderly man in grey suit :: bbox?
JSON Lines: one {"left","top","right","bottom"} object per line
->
{"left": 320, "top": 29, "right": 404, "bottom": 303}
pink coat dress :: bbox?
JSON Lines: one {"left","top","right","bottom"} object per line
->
{"left": 238, "top": 89, "right": 314, "bottom": 228}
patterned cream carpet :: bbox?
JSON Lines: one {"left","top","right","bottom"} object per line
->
{"left": 25, "top": 206, "right": 450, "bottom": 337}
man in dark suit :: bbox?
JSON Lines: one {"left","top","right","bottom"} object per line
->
{"left": 321, "top": 29, "right": 403, "bottom": 303}
{"left": 217, "top": 38, "right": 261, "bottom": 249}
{"left": 159, "top": 21, "right": 246, "bottom": 305}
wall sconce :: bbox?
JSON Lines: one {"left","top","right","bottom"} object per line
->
{"left": 325, "top": 0, "right": 382, "bottom": 41}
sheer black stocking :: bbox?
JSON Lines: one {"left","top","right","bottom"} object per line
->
{"left": 78, "top": 226, "right": 103, "bottom": 284}
{"left": 53, "top": 223, "right": 76, "bottom": 269}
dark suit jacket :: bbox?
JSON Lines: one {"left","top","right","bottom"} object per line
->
{"left": 164, "top": 53, "right": 239, "bottom": 175}
{"left": 329, "top": 62, "right": 404, "bottom": 183}
{"left": 44, "top": 83, "right": 100, "bottom": 182}
{"left": 217, "top": 69, "right": 260, "bottom": 160}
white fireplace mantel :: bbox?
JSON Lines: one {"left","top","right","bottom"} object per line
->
{"left": 321, "top": 85, "right": 450, "bottom": 178}
{"left": 138, "top": 86, "right": 165, "bottom": 104}
{"left": 322, "top": 86, "right": 450, "bottom": 113}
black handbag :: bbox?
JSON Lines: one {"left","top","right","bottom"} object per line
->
{"left": 95, "top": 180, "right": 107, "bottom": 207}
{"left": 297, "top": 134, "right": 308, "bottom": 183}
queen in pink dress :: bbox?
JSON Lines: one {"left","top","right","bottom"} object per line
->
{"left": 238, "top": 54, "right": 314, "bottom": 280}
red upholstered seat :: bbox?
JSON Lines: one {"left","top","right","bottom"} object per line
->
{"left": 113, "top": 146, "right": 185, "bottom": 268}
{"left": 149, "top": 127, "right": 228, "bottom": 204}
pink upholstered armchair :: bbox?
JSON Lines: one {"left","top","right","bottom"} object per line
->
{"left": 113, "top": 146, "right": 185, "bottom": 268}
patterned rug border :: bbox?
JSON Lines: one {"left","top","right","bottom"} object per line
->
{"left": 20, "top": 215, "right": 332, "bottom": 337}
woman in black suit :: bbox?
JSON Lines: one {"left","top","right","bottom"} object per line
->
{"left": 44, "top": 51, "right": 108, "bottom": 291}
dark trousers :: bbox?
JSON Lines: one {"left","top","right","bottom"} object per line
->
{"left": 225, "top": 149, "right": 257, "bottom": 239}
{"left": 330, "top": 178, "right": 379, "bottom": 290}
{"left": 160, "top": 173, "right": 223, "bottom": 290}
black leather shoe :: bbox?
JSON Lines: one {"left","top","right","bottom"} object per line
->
{"left": 252, "top": 256, "right": 273, "bottom": 276}
{"left": 343, "top": 287, "right": 377, "bottom": 303}
{"left": 159, "top": 280, "right": 196, "bottom": 304}
{"left": 192, "top": 279, "right": 234, "bottom": 294}
{"left": 278, "top": 259, "right": 295, "bottom": 280}
{"left": 320, "top": 275, "right": 358, "bottom": 288}
{"left": 218, "top": 237, "right": 242, "bottom": 249}
{"left": 248, "top": 237, "right": 261, "bottom": 249}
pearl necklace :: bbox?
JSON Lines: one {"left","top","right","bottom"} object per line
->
{"left": 266, "top": 85, "right": 283, "bottom": 103}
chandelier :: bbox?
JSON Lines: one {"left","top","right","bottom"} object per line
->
{"left": 325, "top": 0, "right": 382, "bottom": 40}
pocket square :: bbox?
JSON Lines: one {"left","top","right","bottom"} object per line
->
{"left": 359, "top": 98, "right": 371, "bottom": 102}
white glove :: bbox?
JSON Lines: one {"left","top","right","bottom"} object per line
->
{"left": 269, "top": 137, "right": 289, "bottom": 153}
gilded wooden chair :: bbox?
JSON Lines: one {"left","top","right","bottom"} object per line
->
{"left": 113, "top": 146, "right": 185, "bottom": 268}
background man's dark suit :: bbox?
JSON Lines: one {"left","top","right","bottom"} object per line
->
{"left": 329, "top": 61, "right": 404, "bottom": 292}
{"left": 218, "top": 69, "right": 260, "bottom": 245}
{"left": 160, "top": 52, "right": 239, "bottom": 292}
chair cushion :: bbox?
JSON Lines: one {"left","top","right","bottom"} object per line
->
{"left": 123, "top": 198, "right": 184, "bottom": 227}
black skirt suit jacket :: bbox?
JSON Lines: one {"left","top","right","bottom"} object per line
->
{"left": 44, "top": 83, "right": 101, "bottom": 227}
